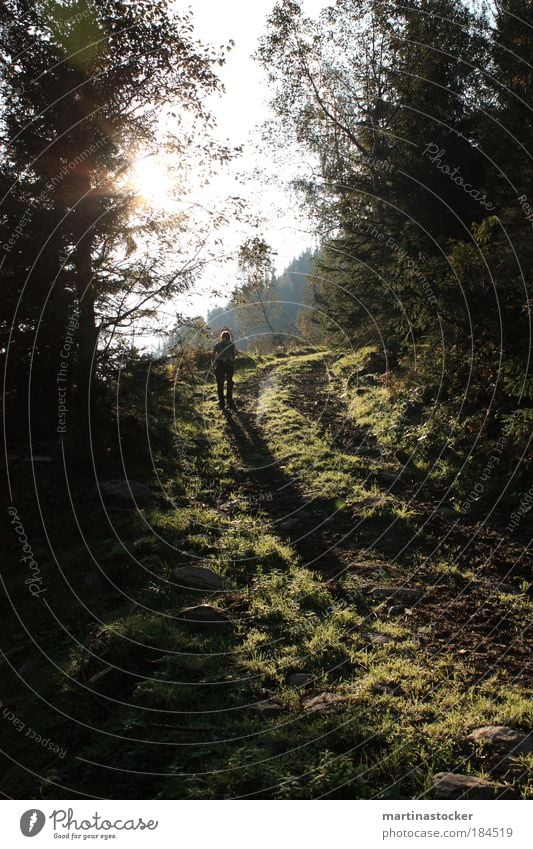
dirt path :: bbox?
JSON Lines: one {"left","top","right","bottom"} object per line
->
{"left": 221, "top": 367, "right": 359, "bottom": 574}
{"left": 228, "top": 358, "right": 531, "bottom": 686}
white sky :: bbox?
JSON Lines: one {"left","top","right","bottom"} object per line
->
{"left": 151, "top": 0, "right": 327, "bottom": 334}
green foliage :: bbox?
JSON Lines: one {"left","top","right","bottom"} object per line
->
{"left": 259, "top": 0, "right": 532, "bottom": 417}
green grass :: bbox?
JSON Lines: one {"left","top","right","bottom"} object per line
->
{"left": 1, "top": 350, "right": 531, "bottom": 800}
{"left": 330, "top": 349, "right": 533, "bottom": 519}
{"left": 254, "top": 353, "right": 368, "bottom": 499}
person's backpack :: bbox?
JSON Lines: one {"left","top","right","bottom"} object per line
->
{"left": 216, "top": 342, "right": 234, "bottom": 362}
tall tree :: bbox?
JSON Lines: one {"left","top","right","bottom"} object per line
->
{"left": 258, "top": 0, "right": 532, "bottom": 416}
{"left": 233, "top": 237, "right": 280, "bottom": 348}
{"left": 1, "top": 0, "right": 229, "bottom": 445}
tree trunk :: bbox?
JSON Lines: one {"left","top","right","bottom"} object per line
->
{"left": 73, "top": 229, "right": 97, "bottom": 453}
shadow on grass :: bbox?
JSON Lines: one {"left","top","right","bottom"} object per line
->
{"left": 222, "top": 398, "right": 426, "bottom": 578}
{"left": 221, "top": 405, "right": 360, "bottom": 579}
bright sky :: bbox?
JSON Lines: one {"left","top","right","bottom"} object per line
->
{"left": 151, "top": 0, "right": 327, "bottom": 331}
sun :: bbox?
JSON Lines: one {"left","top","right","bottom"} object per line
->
{"left": 129, "top": 154, "right": 176, "bottom": 210}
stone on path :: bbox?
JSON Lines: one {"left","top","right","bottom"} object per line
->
{"left": 99, "top": 479, "right": 152, "bottom": 505}
{"left": 302, "top": 692, "right": 350, "bottom": 714}
{"left": 466, "top": 726, "right": 533, "bottom": 755}
{"left": 82, "top": 573, "right": 105, "bottom": 594}
{"left": 287, "top": 673, "right": 314, "bottom": 688}
{"left": 141, "top": 555, "right": 165, "bottom": 571}
{"left": 432, "top": 772, "right": 515, "bottom": 800}
{"left": 173, "top": 565, "right": 225, "bottom": 591}
{"left": 364, "top": 632, "right": 394, "bottom": 645}
{"left": 371, "top": 681, "right": 404, "bottom": 696}
{"left": 279, "top": 517, "right": 302, "bottom": 530}
{"left": 177, "top": 604, "right": 231, "bottom": 627}
{"left": 253, "top": 699, "right": 285, "bottom": 715}
{"left": 370, "top": 586, "right": 424, "bottom": 604}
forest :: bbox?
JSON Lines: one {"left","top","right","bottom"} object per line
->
{"left": 1, "top": 0, "right": 531, "bottom": 803}
{"left": 205, "top": 249, "right": 316, "bottom": 349}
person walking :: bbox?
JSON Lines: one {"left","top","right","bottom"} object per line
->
{"left": 212, "top": 330, "right": 236, "bottom": 409}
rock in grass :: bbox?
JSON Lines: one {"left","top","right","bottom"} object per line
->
{"left": 351, "top": 446, "right": 381, "bottom": 457}
{"left": 371, "top": 681, "right": 404, "bottom": 697}
{"left": 219, "top": 499, "right": 246, "bottom": 515}
{"left": 279, "top": 518, "right": 300, "bottom": 530}
{"left": 374, "top": 470, "right": 403, "bottom": 486}
{"left": 370, "top": 586, "right": 424, "bottom": 604}
{"left": 177, "top": 604, "right": 231, "bottom": 627}
{"left": 466, "top": 726, "right": 533, "bottom": 755}
{"left": 358, "top": 352, "right": 386, "bottom": 376}
{"left": 364, "top": 632, "right": 393, "bottom": 645}
{"left": 82, "top": 573, "right": 105, "bottom": 594}
{"left": 253, "top": 698, "right": 286, "bottom": 715}
{"left": 302, "top": 692, "right": 350, "bottom": 714}
{"left": 363, "top": 496, "right": 388, "bottom": 508}
{"left": 141, "top": 555, "right": 165, "bottom": 571}
{"left": 437, "top": 506, "right": 456, "bottom": 516}
{"left": 432, "top": 772, "right": 515, "bottom": 800}
{"left": 99, "top": 479, "right": 152, "bottom": 505}
{"left": 287, "top": 673, "right": 314, "bottom": 688}
{"left": 173, "top": 565, "right": 225, "bottom": 591}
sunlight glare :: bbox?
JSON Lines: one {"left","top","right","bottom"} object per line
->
{"left": 129, "top": 154, "right": 176, "bottom": 210}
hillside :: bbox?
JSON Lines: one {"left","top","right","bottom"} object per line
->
{"left": 206, "top": 250, "right": 316, "bottom": 348}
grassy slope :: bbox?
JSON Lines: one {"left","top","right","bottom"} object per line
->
{"left": 1, "top": 351, "right": 531, "bottom": 799}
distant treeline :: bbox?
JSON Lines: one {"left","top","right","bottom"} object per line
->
{"left": 206, "top": 250, "right": 319, "bottom": 350}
